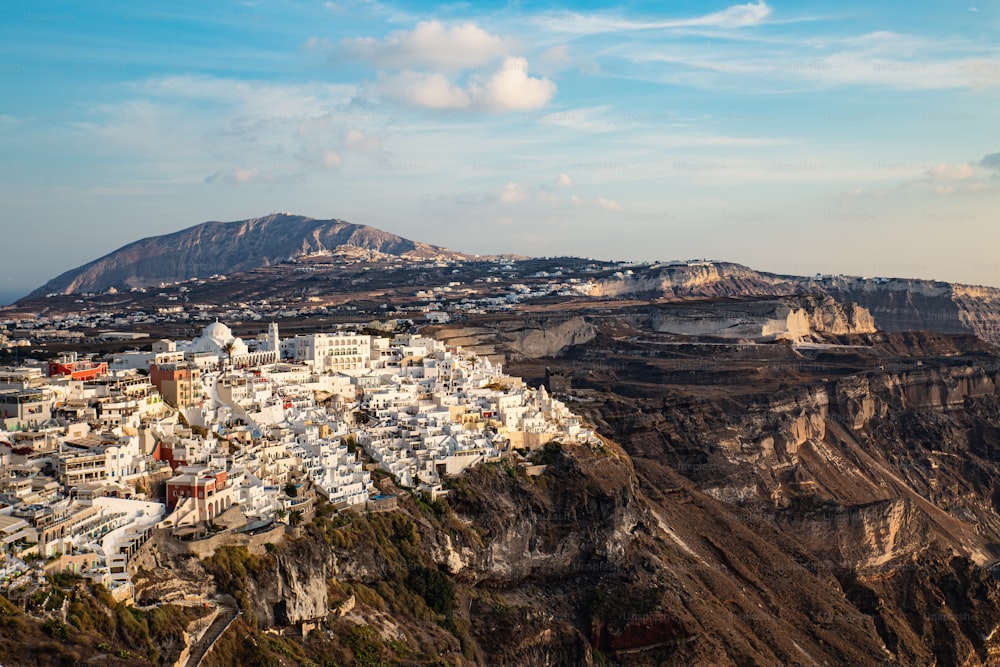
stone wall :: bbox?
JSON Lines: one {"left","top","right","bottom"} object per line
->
{"left": 178, "top": 523, "right": 291, "bottom": 559}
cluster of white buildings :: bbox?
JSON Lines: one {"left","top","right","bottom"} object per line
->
{"left": 0, "top": 319, "right": 596, "bottom": 598}
{"left": 176, "top": 323, "right": 595, "bottom": 505}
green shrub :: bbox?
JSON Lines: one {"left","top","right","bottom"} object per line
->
{"left": 42, "top": 618, "right": 72, "bottom": 639}
{"left": 405, "top": 567, "right": 455, "bottom": 617}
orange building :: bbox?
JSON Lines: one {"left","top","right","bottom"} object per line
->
{"left": 149, "top": 363, "right": 201, "bottom": 408}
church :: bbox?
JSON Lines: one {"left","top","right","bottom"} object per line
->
{"left": 177, "top": 321, "right": 280, "bottom": 369}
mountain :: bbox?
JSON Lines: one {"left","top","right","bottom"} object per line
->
{"left": 22, "top": 217, "right": 1000, "bottom": 346}
{"left": 28, "top": 213, "right": 468, "bottom": 297}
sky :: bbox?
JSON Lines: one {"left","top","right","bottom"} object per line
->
{"left": 1, "top": 0, "right": 999, "bottom": 304}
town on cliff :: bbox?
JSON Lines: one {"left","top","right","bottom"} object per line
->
{"left": 0, "top": 320, "right": 596, "bottom": 601}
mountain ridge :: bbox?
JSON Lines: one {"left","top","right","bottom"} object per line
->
{"left": 28, "top": 213, "right": 470, "bottom": 297}
{"left": 23, "top": 214, "right": 1000, "bottom": 345}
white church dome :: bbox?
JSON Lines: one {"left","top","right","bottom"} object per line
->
{"left": 203, "top": 321, "right": 233, "bottom": 344}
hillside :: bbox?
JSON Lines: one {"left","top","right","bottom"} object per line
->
{"left": 28, "top": 213, "right": 468, "bottom": 297}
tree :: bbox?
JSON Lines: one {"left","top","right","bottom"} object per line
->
{"left": 221, "top": 341, "right": 236, "bottom": 370}
{"left": 289, "top": 509, "right": 303, "bottom": 527}
{"left": 283, "top": 482, "right": 298, "bottom": 498}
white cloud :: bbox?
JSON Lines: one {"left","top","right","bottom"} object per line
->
{"left": 568, "top": 194, "right": 624, "bottom": 211}
{"left": 324, "top": 0, "right": 413, "bottom": 23}
{"left": 693, "top": 1, "right": 773, "bottom": 28}
{"left": 343, "top": 128, "right": 382, "bottom": 152}
{"left": 556, "top": 173, "right": 573, "bottom": 187}
{"left": 373, "top": 71, "right": 472, "bottom": 109}
{"left": 610, "top": 31, "right": 1000, "bottom": 92}
{"left": 533, "top": 1, "right": 772, "bottom": 35}
{"left": 138, "top": 75, "right": 354, "bottom": 118}
{"left": 343, "top": 21, "right": 509, "bottom": 71}
{"left": 205, "top": 167, "right": 258, "bottom": 185}
{"left": 369, "top": 57, "right": 556, "bottom": 112}
{"left": 538, "top": 45, "right": 574, "bottom": 73}
{"left": 499, "top": 181, "right": 529, "bottom": 203}
{"left": 845, "top": 156, "right": 999, "bottom": 199}
{"left": 323, "top": 150, "right": 343, "bottom": 168}
{"left": 470, "top": 57, "right": 557, "bottom": 111}
{"left": 540, "top": 106, "right": 618, "bottom": 132}
{"left": 303, "top": 36, "right": 332, "bottom": 50}
{"left": 929, "top": 162, "right": 977, "bottom": 182}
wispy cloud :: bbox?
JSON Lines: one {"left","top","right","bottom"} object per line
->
{"left": 204, "top": 166, "right": 258, "bottom": 185}
{"left": 607, "top": 31, "right": 1000, "bottom": 91}
{"left": 843, "top": 152, "right": 1000, "bottom": 198}
{"left": 532, "top": 1, "right": 773, "bottom": 35}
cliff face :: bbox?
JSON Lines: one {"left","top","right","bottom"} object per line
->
{"left": 136, "top": 355, "right": 1000, "bottom": 665}
{"left": 582, "top": 263, "right": 1000, "bottom": 345}
{"left": 240, "top": 537, "right": 330, "bottom": 626}
{"left": 583, "top": 261, "right": 798, "bottom": 299}
{"left": 425, "top": 315, "right": 597, "bottom": 360}
{"left": 588, "top": 362, "right": 1000, "bottom": 666}
{"left": 647, "top": 295, "right": 875, "bottom": 340}
{"left": 28, "top": 213, "right": 465, "bottom": 296}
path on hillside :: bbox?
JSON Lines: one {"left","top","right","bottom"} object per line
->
{"left": 185, "top": 595, "right": 240, "bottom": 667}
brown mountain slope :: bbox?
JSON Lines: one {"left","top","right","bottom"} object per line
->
{"left": 28, "top": 213, "right": 467, "bottom": 296}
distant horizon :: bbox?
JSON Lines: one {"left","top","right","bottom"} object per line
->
{"left": 2, "top": 1, "right": 998, "bottom": 299}
{"left": 4, "top": 210, "right": 999, "bottom": 307}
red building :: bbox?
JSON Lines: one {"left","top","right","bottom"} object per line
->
{"left": 48, "top": 353, "right": 108, "bottom": 381}
{"left": 151, "top": 441, "right": 189, "bottom": 472}
{"left": 165, "top": 468, "right": 232, "bottom": 522}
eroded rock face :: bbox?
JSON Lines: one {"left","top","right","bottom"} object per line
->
{"left": 582, "top": 262, "right": 798, "bottom": 300}
{"left": 648, "top": 295, "right": 875, "bottom": 340}
{"left": 428, "top": 315, "right": 596, "bottom": 360}
{"left": 588, "top": 362, "right": 1000, "bottom": 665}
{"left": 243, "top": 538, "right": 330, "bottom": 626}
{"left": 583, "top": 262, "right": 1000, "bottom": 345}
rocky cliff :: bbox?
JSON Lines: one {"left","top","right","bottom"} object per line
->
{"left": 128, "top": 374, "right": 1000, "bottom": 667}
{"left": 581, "top": 261, "right": 797, "bottom": 300}
{"left": 582, "top": 360, "right": 1000, "bottom": 666}
{"left": 156, "top": 351, "right": 1000, "bottom": 665}
{"left": 582, "top": 262, "right": 1000, "bottom": 345}
{"left": 28, "top": 213, "right": 467, "bottom": 296}
{"left": 647, "top": 295, "right": 875, "bottom": 340}
{"left": 425, "top": 315, "right": 597, "bottom": 361}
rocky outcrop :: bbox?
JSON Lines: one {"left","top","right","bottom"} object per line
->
{"left": 582, "top": 261, "right": 799, "bottom": 299}
{"left": 584, "top": 261, "right": 1000, "bottom": 345}
{"left": 241, "top": 538, "right": 330, "bottom": 626}
{"left": 648, "top": 295, "right": 875, "bottom": 340}
{"left": 427, "top": 315, "right": 596, "bottom": 360}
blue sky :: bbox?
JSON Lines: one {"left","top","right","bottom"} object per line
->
{"left": 1, "top": 0, "right": 999, "bottom": 303}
